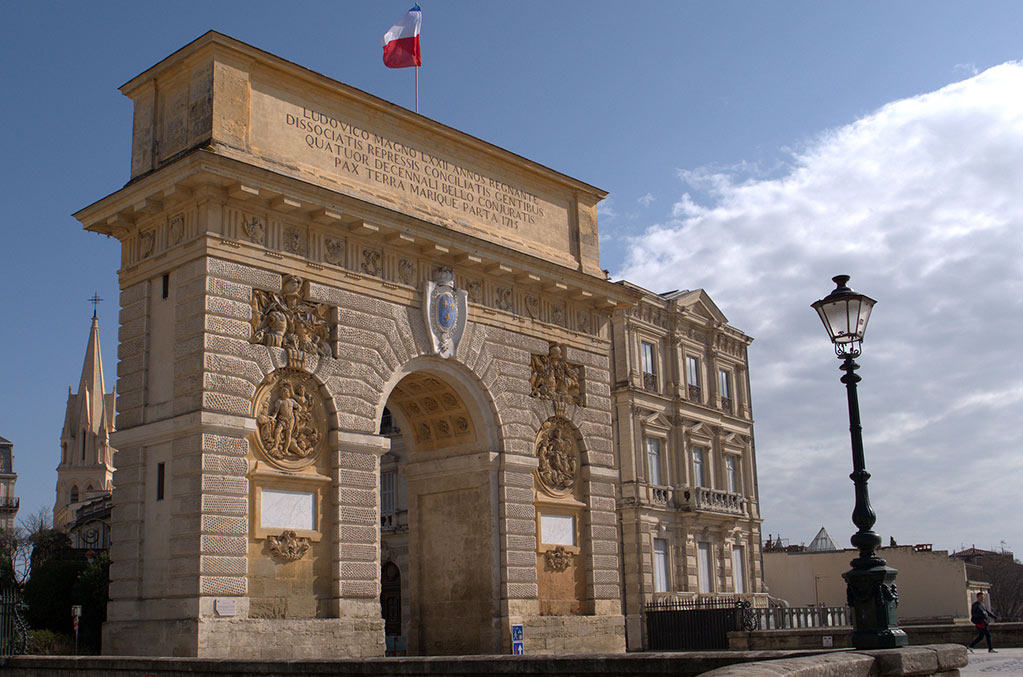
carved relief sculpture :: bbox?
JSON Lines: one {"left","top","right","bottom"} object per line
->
{"left": 324, "top": 237, "right": 344, "bottom": 266}
{"left": 168, "top": 213, "right": 184, "bottom": 245}
{"left": 361, "top": 247, "right": 382, "bottom": 277}
{"left": 535, "top": 417, "right": 579, "bottom": 495}
{"left": 544, "top": 546, "right": 575, "bottom": 572}
{"left": 398, "top": 258, "right": 416, "bottom": 286}
{"left": 139, "top": 230, "right": 155, "bottom": 259}
{"left": 467, "top": 280, "right": 483, "bottom": 304}
{"left": 524, "top": 294, "right": 539, "bottom": 319}
{"left": 267, "top": 530, "right": 311, "bottom": 563}
{"left": 250, "top": 275, "right": 335, "bottom": 358}
{"left": 283, "top": 226, "right": 307, "bottom": 256}
{"left": 495, "top": 286, "right": 513, "bottom": 312}
{"left": 422, "top": 267, "right": 468, "bottom": 359}
{"left": 530, "top": 343, "right": 583, "bottom": 408}
{"left": 252, "top": 370, "right": 327, "bottom": 470}
{"left": 244, "top": 216, "right": 265, "bottom": 244}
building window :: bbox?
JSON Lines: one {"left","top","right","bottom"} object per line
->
{"left": 646, "top": 438, "right": 662, "bottom": 486}
{"left": 686, "top": 355, "right": 701, "bottom": 401}
{"left": 719, "top": 368, "right": 733, "bottom": 413}
{"left": 733, "top": 545, "right": 746, "bottom": 594}
{"left": 725, "top": 455, "right": 738, "bottom": 494}
{"left": 698, "top": 542, "right": 713, "bottom": 593}
{"left": 653, "top": 538, "right": 669, "bottom": 593}
{"left": 381, "top": 470, "right": 396, "bottom": 517}
{"left": 162, "top": 273, "right": 169, "bottom": 299}
{"left": 156, "top": 462, "right": 165, "bottom": 501}
{"left": 641, "top": 341, "right": 657, "bottom": 391}
{"left": 70, "top": 485, "right": 79, "bottom": 504}
{"left": 693, "top": 447, "right": 707, "bottom": 488}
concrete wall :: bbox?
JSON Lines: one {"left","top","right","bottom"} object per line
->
{"left": 764, "top": 546, "right": 974, "bottom": 622}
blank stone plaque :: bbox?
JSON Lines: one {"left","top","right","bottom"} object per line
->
{"left": 261, "top": 488, "right": 316, "bottom": 531}
{"left": 540, "top": 513, "right": 575, "bottom": 546}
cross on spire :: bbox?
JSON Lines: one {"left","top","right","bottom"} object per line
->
{"left": 88, "top": 292, "right": 103, "bottom": 319}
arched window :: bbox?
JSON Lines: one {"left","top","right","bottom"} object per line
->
{"left": 70, "top": 485, "right": 80, "bottom": 503}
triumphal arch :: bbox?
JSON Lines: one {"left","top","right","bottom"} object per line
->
{"left": 75, "top": 32, "right": 637, "bottom": 657}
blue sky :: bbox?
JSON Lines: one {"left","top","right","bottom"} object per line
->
{"left": 1, "top": 2, "right": 1020, "bottom": 556}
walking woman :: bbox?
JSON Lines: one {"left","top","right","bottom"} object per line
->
{"left": 968, "top": 591, "right": 1002, "bottom": 653}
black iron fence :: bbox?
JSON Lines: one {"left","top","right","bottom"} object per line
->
{"left": 645, "top": 597, "right": 757, "bottom": 650}
{"left": 0, "top": 586, "right": 28, "bottom": 656}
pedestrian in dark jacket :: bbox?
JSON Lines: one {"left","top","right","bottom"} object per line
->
{"left": 968, "top": 592, "right": 1001, "bottom": 653}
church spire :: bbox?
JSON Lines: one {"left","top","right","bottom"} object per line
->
{"left": 78, "top": 315, "right": 106, "bottom": 425}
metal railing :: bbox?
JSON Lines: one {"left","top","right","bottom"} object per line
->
{"left": 0, "top": 586, "right": 28, "bottom": 656}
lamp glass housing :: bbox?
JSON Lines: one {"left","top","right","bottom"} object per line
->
{"left": 812, "top": 275, "right": 876, "bottom": 347}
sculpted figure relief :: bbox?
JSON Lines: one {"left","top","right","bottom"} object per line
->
{"left": 535, "top": 417, "right": 579, "bottom": 494}
{"left": 253, "top": 371, "right": 326, "bottom": 469}
{"left": 530, "top": 343, "right": 583, "bottom": 407}
{"left": 250, "top": 275, "right": 334, "bottom": 358}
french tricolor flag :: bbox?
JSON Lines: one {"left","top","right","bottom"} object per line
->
{"left": 381, "top": 5, "right": 422, "bottom": 69}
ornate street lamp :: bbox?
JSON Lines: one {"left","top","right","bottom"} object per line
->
{"left": 812, "top": 275, "right": 907, "bottom": 650}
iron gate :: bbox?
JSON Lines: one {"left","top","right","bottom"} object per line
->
{"left": 645, "top": 597, "right": 757, "bottom": 650}
{"left": 0, "top": 586, "right": 28, "bottom": 656}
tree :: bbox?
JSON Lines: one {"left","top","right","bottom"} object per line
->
{"left": 22, "top": 529, "right": 86, "bottom": 638}
{"left": 981, "top": 553, "right": 1023, "bottom": 622}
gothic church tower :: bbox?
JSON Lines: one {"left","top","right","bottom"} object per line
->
{"left": 54, "top": 314, "right": 116, "bottom": 528}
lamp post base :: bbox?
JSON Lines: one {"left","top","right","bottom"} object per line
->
{"left": 844, "top": 564, "right": 909, "bottom": 649}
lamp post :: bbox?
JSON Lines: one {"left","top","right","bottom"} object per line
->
{"left": 811, "top": 275, "right": 907, "bottom": 650}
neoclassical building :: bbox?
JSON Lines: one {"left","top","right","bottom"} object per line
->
{"left": 72, "top": 32, "right": 764, "bottom": 657}
{"left": 611, "top": 284, "right": 766, "bottom": 648}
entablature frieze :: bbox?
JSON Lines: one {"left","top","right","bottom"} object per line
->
{"left": 75, "top": 152, "right": 641, "bottom": 355}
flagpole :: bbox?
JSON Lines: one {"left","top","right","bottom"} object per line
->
{"left": 415, "top": 66, "right": 419, "bottom": 113}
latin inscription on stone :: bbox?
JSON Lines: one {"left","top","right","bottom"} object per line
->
{"left": 284, "top": 107, "right": 544, "bottom": 231}
{"left": 247, "top": 84, "right": 575, "bottom": 266}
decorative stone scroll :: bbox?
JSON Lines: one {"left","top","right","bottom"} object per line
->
{"left": 250, "top": 275, "right": 334, "bottom": 358}
{"left": 267, "top": 530, "right": 311, "bottom": 563}
{"left": 529, "top": 343, "right": 583, "bottom": 411}
{"left": 422, "top": 267, "right": 468, "bottom": 359}
{"left": 543, "top": 546, "right": 575, "bottom": 572}
{"left": 535, "top": 417, "right": 579, "bottom": 495}
{"left": 253, "top": 370, "right": 327, "bottom": 470}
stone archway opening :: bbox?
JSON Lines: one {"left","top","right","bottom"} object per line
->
{"left": 377, "top": 365, "right": 501, "bottom": 656}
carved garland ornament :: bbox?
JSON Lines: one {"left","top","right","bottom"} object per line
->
{"left": 267, "top": 530, "right": 311, "bottom": 563}
{"left": 544, "top": 546, "right": 575, "bottom": 572}
{"left": 250, "top": 275, "right": 334, "bottom": 358}
{"left": 535, "top": 417, "right": 580, "bottom": 495}
{"left": 253, "top": 371, "right": 327, "bottom": 470}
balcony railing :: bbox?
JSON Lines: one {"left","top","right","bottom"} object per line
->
{"left": 0, "top": 497, "right": 18, "bottom": 511}
{"left": 752, "top": 605, "right": 851, "bottom": 630}
{"left": 682, "top": 487, "right": 745, "bottom": 516}
{"left": 721, "top": 397, "right": 733, "bottom": 413}
{"left": 688, "top": 385, "right": 702, "bottom": 402}
{"left": 642, "top": 372, "right": 658, "bottom": 392}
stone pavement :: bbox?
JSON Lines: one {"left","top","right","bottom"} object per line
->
{"left": 961, "top": 647, "right": 1023, "bottom": 675}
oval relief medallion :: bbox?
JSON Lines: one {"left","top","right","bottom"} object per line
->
{"left": 252, "top": 371, "right": 327, "bottom": 470}
{"left": 535, "top": 417, "right": 580, "bottom": 496}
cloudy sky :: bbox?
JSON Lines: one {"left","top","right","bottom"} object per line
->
{"left": 1, "top": 2, "right": 1020, "bottom": 555}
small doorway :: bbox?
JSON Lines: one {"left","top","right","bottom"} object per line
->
{"left": 381, "top": 561, "right": 403, "bottom": 654}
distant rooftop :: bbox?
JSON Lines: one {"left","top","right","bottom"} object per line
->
{"left": 807, "top": 527, "right": 840, "bottom": 552}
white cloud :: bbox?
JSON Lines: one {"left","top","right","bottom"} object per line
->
{"left": 616, "top": 62, "right": 1023, "bottom": 553}
{"left": 637, "top": 192, "right": 655, "bottom": 207}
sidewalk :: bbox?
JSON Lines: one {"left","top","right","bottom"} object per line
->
{"left": 961, "top": 647, "right": 1023, "bottom": 676}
